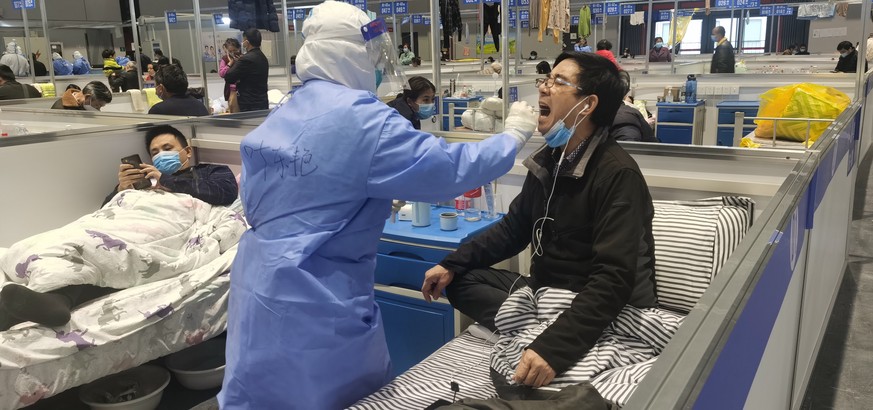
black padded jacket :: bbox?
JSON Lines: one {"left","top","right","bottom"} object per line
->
{"left": 439, "top": 127, "right": 658, "bottom": 375}
{"left": 711, "top": 40, "right": 735, "bottom": 73}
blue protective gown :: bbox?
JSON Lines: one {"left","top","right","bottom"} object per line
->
{"left": 72, "top": 58, "right": 91, "bottom": 75}
{"left": 219, "top": 79, "right": 518, "bottom": 409}
{"left": 53, "top": 59, "right": 73, "bottom": 76}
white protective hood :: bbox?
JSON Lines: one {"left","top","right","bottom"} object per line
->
{"left": 73, "top": 51, "right": 83, "bottom": 60}
{"left": 52, "top": 52, "right": 63, "bottom": 60}
{"left": 296, "top": 1, "right": 377, "bottom": 94}
{"left": 5, "top": 42, "right": 16, "bottom": 55}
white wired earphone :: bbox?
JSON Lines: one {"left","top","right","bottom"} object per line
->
{"left": 447, "top": 103, "right": 590, "bottom": 402}
{"left": 530, "top": 103, "right": 589, "bottom": 258}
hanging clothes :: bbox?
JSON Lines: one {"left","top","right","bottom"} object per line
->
{"left": 538, "top": 0, "right": 551, "bottom": 42}
{"left": 548, "top": 0, "right": 570, "bottom": 44}
{"left": 440, "top": 0, "right": 463, "bottom": 46}
{"left": 530, "top": 0, "right": 542, "bottom": 29}
{"left": 578, "top": 6, "right": 591, "bottom": 39}
{"left": 484, "top": 3, "right": 501, "bottom": 52}
{"left": 630, "top": 11, "right": 645, "bottom": 26}
{"left": 229, "top": 0, "right": 280, "bottom": 33}
{"left": 797, "top": 3, "right": 835, "bottom": 19}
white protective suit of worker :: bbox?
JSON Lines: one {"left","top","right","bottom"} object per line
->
{"left": 1, "top": 42, "right": 30, "bottom": 77}
{"left": 218, "top": 1, "right": 538, "bottom": 409}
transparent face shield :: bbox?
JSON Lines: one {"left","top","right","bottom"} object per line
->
{"left": 361, "top": 18, "right": 408, "bottom": 100}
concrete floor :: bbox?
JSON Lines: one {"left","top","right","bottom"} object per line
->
{"left": 801, "top": 148, "right": 873, "bottom": 409}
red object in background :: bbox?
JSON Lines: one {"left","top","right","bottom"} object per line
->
{"left": 455, "top": 196, "right": 470, "bottom": 210}
{"left": 464, "top": 187, "right": 482, "bottom": 198}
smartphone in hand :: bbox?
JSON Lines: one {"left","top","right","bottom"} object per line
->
{"left": 121, "top": 154, "right": 151, "bottom": 190}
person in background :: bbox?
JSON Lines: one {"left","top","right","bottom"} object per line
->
{"left": 834, "top": 40, "right": 863, "bottom": 73}
{"left": 782, "top": 44, "right": 796, "bottom": 55}
{"left": 71, "top": 51, "right": 91, "bottom": 75}
{"left": 710, "top": 26, "right": 735, "bottom": 73}
{"left": 148, "top": 65, "right": 210, "bottom": 117}
{"left": 595, "top": 39, "right": 621, "bottom": 69}
{"left": 529, "top": 51, "right": 539, "bottom": 60}
{"left": 0, "top": 64, "right": 41, "bottom": 100}
{"left": 796, "top": 44, "right": 810, "bottom": 55}
{"left": 1, "top": 42, "right": 29, "bottom": 77}
{"left": 32, "top": 52, "right": 48, "bottom": 76}
{"left": 621, "top": 48, "right": 632, "bottom": 59}
{"left": 866, "top": 34, "right": 873, "bottom": 66}
{"left": 411, "top": 56, "right": 421, "bottom": 67}
{"left": 224, "top": 28, "right": 269, "bottom": 112}
{"left": 118, "top": 61, "right": 141, "bottom": 92}
{"left": 399, "top": 43, "right": 415, "bottom": 65}
{"left": 649, "top": 37, "right": 672, "bottom": 62}
{"left": 219, "top": 2, "right": 539, "bottom": 407}
{"left": 487, "top": 56, "right": 495, "bottom": 63}
{"left": 536, "top": 60, "right": 551, "bottom": 74}
{"left": 52, "top": 52, "right": 73, "bottom": 76}
{"left": 290, "top": 54, "right": 297, "bottom": 75}
{"left": 51, "top": 81, "right": 112, "bottom": 111}
{"left": 574, "top": 37, "right": 592, "bottom": 53}
{"left": 138, "top": 47, "right": 152, "bottom": 75}
{"left": 613, "top": 103, "right": 656, "bottom": 142}
{"left": 114, "top": 52, "right": 130, "bottom": 67}
{"left": 51, "top": 84, "right": 80, "bottom": 109}
{"left": 387, "top": 76, "right": 436, "bottom": 130}
{"left": 102, "top": 49, "right": 123, "bottom": 76}
{"left": 219, "top": 38, "right": 242, "bottom": 101}
{"left": 144, "top": 63, "right": 156, "bottom": 82}
{"left": 153, "top": 49, "right": 182, "bottom": 70}
{"left": 421, "top": 53, "right": 657, "bottom": 389}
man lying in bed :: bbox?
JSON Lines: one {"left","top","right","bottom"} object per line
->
{"left": 102, "top": 125, "right": 238, "bottom": 207}
{"left": 0, "top": 125, "right": 238, "bottom": 331}
{"left": 421, "top": 52, "right": 658, "bottom": 389}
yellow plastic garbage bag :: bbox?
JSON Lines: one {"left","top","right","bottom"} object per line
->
{"left": 754, "top": 83, "right": 850, "bottom": 143}
{"left": 740, "top": 137, "right": 761, "bottom": 148}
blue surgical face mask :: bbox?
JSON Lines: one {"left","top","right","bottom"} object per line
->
{"left": 375, "top": 69, "right": 383, "bottom": 88}
{"left": 543, "top": 97, "right": 590, "bottom": 148}
{"left": 711, "top": 35, "right": 718, "bottom": 42}
{"left": 655, "top": 42, "right": 664, "bottom": 49}
{"left": 417, "top": 103, "right": 436, "bottom": 119}
{"left": 152, "top": 150, "right": 187, "bottom": 174}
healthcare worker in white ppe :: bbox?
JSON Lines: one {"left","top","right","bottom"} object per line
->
{"left": 219, "top": 1, "right": 539, "bottom": 409}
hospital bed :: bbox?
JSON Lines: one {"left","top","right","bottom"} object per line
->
{"left": 350, "top": 195, "right": 755, "bottom": 409}
{"left": 0, "top": 239, "right": 237, "bottom": 409}
{"left": 0, "top": 114, "right": 249, "bottom": 409}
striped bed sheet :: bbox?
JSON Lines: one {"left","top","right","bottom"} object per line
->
{"left": 350, "top": 319, "right": 678, "bottom": 410}
{"left": 349, "top": 332, "right": 496, "bottom": 410}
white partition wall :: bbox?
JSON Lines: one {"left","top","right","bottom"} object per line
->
{"left": 0, "top": 115, "right": 190, "bottom": 247}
